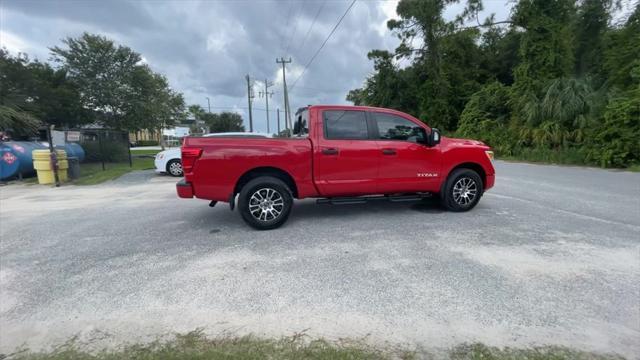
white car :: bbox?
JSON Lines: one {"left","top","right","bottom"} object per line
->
{"left": 154, "top": 132, "right": 272, "bottom": 177}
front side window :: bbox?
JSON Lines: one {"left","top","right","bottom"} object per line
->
{"left": 323, "top": 110, "right": 368, "bottom": 140}
{"left": 374, "top": 112, "right": 425, "bottom": 142}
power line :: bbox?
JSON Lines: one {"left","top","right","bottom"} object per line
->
{"left": 284, "top": 0, "right": 303, "bottom": 55}
{"left": 290, "top": 0, "right": 357, "bottom": 90}
{"left": 281, "top": 0, "right": 295, "bottom": 55}
{"left": 296, "top": 0, "right": 327, "bottom": 55}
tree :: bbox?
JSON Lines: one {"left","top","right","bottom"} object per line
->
{"left": 574, "top": 0, "right": 615, "bottom": 79}
{"left": 50, "top": 33, "right": 185, "bottom": 131}
{"left": 50, "top": 33, "right": 139, "bottom": 129}
{"left": 458, "top": 82, "right": 515, "bottom": 154}
{"left": 349, "top": 0, "right": 491, "bottom": 130}
{"left": 390, "top": 0, "right": 458, "bottom": 130}
{"left": 188, "top": 105, "right": 206, "bottom": 120}
{"left": 510, "top": 0, "right": 576, "bottom": 119}
{"left": 602, "top": 4, "right": 640, "bottom": 91}
{"left": 0, "top": 51, "right": 40, "bottom": 136}
{"left": 202, "top": 112, "right": 245, "bottom": 133}
{"left": 0, "top": 48, "right": 89, "bottom": 137}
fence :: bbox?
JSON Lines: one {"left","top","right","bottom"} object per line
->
{"left": 68, "top": 129, "right": 132, "bottom": 169}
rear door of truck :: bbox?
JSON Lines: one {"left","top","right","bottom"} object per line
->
{"left": 311, "top": 108, "right": 379, "bottom": 196}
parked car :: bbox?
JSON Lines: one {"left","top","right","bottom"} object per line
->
{"left": 155, "top": 132, "right": 271, "bottom": 177}
{"left": 154, "top": 147, "right": 183, "bottom": 176}
{"left": 177, "top": 105, "right": 495, "bottom": 230}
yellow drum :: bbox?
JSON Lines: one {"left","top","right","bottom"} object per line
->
{"left": 32, "top": 150, "right": 68, "bottom": 184}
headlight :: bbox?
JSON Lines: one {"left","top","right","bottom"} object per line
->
{"left": 485, "top": 150, "right": 494, "bottom": 162}
{"left": 157, "top": 153, "right": 164, "bottom": 160}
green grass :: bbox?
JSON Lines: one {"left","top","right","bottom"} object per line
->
{"left": 449, "top": 343, "right": 624, "bottom": 360}
{"left": 6, "top": 331, "right": 410, "bottom": 360}
{"left": 626, "top": 164, "right": 640, "bottom": 172}
{"left": 5, "top": 331, "right": 624, "bottom": 360}
{"left": 496, "top": 147, "right": 640, "bottom": 171}
{"left": 73, "top": 157, "right": 155, "bottom": 185}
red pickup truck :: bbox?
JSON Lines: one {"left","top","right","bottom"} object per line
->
{"left": 177, "top": 105, "right": 495, "bottom": 230}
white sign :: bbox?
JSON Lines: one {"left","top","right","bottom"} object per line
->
{"left": 51, "top": 130, "right": 65, "bottom": 146}
{"left": 162, "top": 126, "right": 190, "bottom": 138}
{"left": 66, "top": 131, "right": 81, "bottom": 142}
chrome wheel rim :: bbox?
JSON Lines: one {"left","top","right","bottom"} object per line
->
{"left": 169, "top": 162, "right": 182, "bottom": 176}
{"left": 452, "top": 177, "right": 478, "bottom": 206}
{"left": 249, "top": 188, "right": 284, "bottom": 222}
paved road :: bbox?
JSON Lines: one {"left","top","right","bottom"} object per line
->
{"left": 1, "top": 161, "right": 639, "bottom": 357}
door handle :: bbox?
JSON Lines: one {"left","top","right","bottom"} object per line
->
{"left": 382, "top": 148, "right": 396, "bottom": 155}
{"left": 322, "top": 148, "right": 339, "bottom": 155}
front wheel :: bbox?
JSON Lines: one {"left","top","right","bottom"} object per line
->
{"left": 440, "top": 168, "right": 483, "bottom": 212}
{"left": 238, "top": 176, "right": 293, "bottom": 230}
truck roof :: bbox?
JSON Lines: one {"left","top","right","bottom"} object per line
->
{"left": 306, "top": 105, "right": 424, "bottom": 122}
{"left": 307, "top": 104, "right": 409, "bottom": 112}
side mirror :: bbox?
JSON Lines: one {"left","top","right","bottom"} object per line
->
{"left": 427, "top": 128, "right": 441, "bottom": 147}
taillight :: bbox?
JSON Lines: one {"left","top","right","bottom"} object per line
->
{"left": 181, "top": 147, "right": 202, "bottom": 176}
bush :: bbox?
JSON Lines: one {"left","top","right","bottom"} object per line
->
{"left": 588, "top": 88, "right": 640, "bottom": 167}
{"left": 503, "top": 146, "right": 592, "bottom": 165}
{"left": 457, "top": 82, "right": 516, "bottom": 155}
{"left": 135, "top": 140, "right": 159, "bottom": 146}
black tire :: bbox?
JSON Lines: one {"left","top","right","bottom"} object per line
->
{"left": 166, "top": 159, "right": 183, "bottom": 177}
{"left": 238, "top": 176, "right": 293, "bottom": 230}
{"left": 440, "top": 168, "right": 483, "bottom": 212}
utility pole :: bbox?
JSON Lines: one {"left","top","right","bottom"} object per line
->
{"left": 259, "top": 79, "right": 274, "bottom": 134}
{"left": 245, "top": 75, "right": 255, "bottom": 132}
{"left": 276, "top": 57, "right": 292, "bottom": 131}
{"left": 206, "top": 97, "right": 211, "bottom": 113}
{"left": 277, "top": 108, "right": 281, "bottom": 134}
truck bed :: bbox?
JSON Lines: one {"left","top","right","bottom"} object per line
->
{"left": 182, "top": 136, "right": 317, "bottom": 202}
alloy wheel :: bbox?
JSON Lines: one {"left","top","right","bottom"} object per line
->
{"left": 452, "top": 177, "right": 478, "bottom": 206}
{"left": 249, "top": 188, "right": 284, "bottom": 222}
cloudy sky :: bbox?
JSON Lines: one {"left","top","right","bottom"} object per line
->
{"left": 1, "top": 0, "right": 514, "bottom": 132}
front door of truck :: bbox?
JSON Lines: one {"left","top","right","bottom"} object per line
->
{"left": 313, "top": 109, "right": 379, "bottom": 196}
{"left": 371, "top": 111, "right": 441, "bottom": 194}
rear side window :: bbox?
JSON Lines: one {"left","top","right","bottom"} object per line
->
{"left": 323, "top": 110, "right": 368, "bottom": 140}
{"left": 374, "top": 112, "right": 425, "bottom": 142}
{"left": 293, "top": 109, "right": 309, "bottom": 137}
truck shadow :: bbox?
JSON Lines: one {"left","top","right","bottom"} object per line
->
{"left": 291, "top": 197, "right": 446, "bottom": 221}
{"left": 186, "top": 197, "right": 447, "bottom": 235}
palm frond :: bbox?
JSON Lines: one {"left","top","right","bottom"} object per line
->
{"left": 0, "top": 105, "right": 41, "bottom": 133}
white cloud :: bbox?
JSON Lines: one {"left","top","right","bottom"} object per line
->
{"left": 0, "top": 31, "right": 31, "bottom": 54}
{"left": 377, "top": 0, "right": 399, "bottom": 36}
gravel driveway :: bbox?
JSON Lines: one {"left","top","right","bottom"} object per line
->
{"left": 1, "top": 161, "right": 638, "bottom": 357}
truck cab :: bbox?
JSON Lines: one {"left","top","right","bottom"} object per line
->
{"left": 178, "top": 105, "right": 495, "bottom": 229}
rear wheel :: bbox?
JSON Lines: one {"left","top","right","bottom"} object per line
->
{"left": 440, "top": 168, "right": 483, "bottom": 211}
{"left": 238, "top": 176, "right": 293, "bottom": 230}
{"left": 166, "top": 159, "right": 183, "bottom": 177}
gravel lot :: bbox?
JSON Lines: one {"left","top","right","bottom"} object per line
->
{"left": 1, "top": 161, "right": 639, "bottom": 357}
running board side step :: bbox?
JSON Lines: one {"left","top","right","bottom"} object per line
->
{"left": 316, "top": 193, "right": 432, "bottom": 205}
